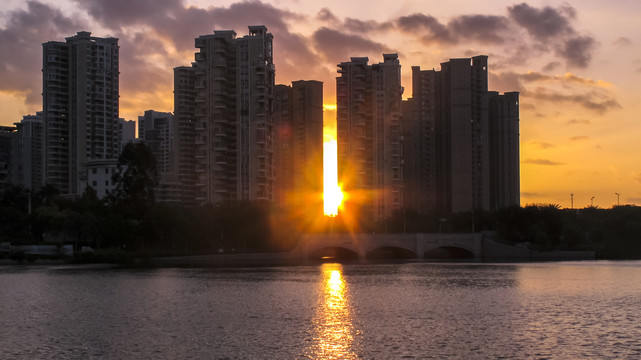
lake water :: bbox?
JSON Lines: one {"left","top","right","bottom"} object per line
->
{"left": 1, "top": 261, "right": 640, "bottom": 359}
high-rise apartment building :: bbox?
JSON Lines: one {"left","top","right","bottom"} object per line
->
{"left": 118, "top": 118, "right": 136, "bottom": 149}
{"left": 435, "top": 56, "right": 489, "bottom": 213}
{"left": 404, "top": 56, "right": 519, "bottom": 215}
{"left": 489, "top": 92, "right": 520, "bottom": 209}
{"left": 42, "top": 31, "right": 120, "bottom": 196}
{"left": 403, "top": 67, "right": 438, "bottom": 215}
{"left": 336, "top": 54, "right": 403, "bottom": 225}
{"left": 274, "top": 84, "right": 294, "bottom": 207}
{"left": 0, "top": 126, "right": 17, "bottom": 189}
{"left": 274, "top": 80, "right": 324, "bottom": 214}
{"left": 172, "top": 66, "right": 196, "bottom": 205}
{"left": 12, "top": 113, "right": 44, "bottom": 191}
{"left": 138, "top": 110, "right": 174, "bottom": 175}
{"left": 176, "top": 26, "right": 275, "bottom": 205}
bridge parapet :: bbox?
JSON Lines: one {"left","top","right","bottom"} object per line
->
{"left": 298, "top": 233, "right": 483, "bottom": 259}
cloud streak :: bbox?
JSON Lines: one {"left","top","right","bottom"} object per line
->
{"left": 490, "top": 70, "right": 620, "bottom": 114}
{"left": 312, "top": 27, "right": 387, "bottom": 62}
{"left": 522, "top": 87, "right": 621, "bottom": 114}
{"left": 523, "top": 158, "right": 565, "bottom": 166}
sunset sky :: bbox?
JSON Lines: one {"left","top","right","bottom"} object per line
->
{"left": 1, "top": 0, "right": 640, "bottom": 208}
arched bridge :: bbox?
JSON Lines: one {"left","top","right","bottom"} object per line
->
{"left": 296, "top": 233, "right": 484, "bottom": 260}
{"left": 293, "top": 232, "right": 596, "bottom": 261}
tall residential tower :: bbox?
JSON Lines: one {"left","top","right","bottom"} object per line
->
{"left": 336, "top": 54, "right": 404, "bottom": 226}
{"left": 185, "top": 26, "right": 275, "bottom": 204}
{"left": 42, "top": 31, "right": 120, "bottom": 195}
{"left": 274, "top": 80, "right": 324, "bottom": 215}
{"left": 404, "top": 56, "right": 519, "bottom": 215}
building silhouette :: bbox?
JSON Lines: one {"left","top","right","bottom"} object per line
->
{"left": 119, "top": 118, "right": 135, "bottom": 149}
{"left": 0, "top": 126, "right": 17, "bottom": 190}
{"left": 41, "top": 31, "right": 120, "bottom": 196}
{"left": 274, "top": 80, "right": 324, "bottom": 216}
{"left": 488, "top": 91, "right": 520, "bottom": 209}
{"left": 404, "top": 56, "right": 519, "bottom": 215}
{"left": 172, "top": 66, "right": 197, "bottom": 205}
{"left": 12, "top": 113, "right": 44, "bottom": 191}
{"left": 336, "top": 54, "right": 404, "bottom": 226}
{"left": 403, "top": 68, "right": 437, "bottom": 216}
{"left": 138, "top": 110, "right": 173, "bottom": 175}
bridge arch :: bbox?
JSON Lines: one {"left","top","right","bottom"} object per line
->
{"left": 308, "top": 246, "right": 358, "bottom": 260}
{"left": 423, "top": 245, "right": 474, "bottom": 259}
{"left": 366, "top": 246, "right": 417, "bottom": 259}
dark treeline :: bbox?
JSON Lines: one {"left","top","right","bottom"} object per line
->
{"left": 0, "top": 184, "right": 299, "bottom": 262}
{"left": 3, "top": 183, "right": 641, "bottom": 260}
{"left": 380, "top": 204, "right": 641, "bottom": 258}
{"left": 0, "top": 143, "right": 299, "bottom": 262}
{"left": 1, "top": 143, "right": 640, "bottom": 261}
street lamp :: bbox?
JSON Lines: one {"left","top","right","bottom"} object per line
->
{"left": 615, "top": 193, "right": 620, "bottom": 207}
{"left": 570, "top": 193, "right": 574, "bottom": 209}
{"left": 590, "top": 196, "right": 594, "bottom": 207}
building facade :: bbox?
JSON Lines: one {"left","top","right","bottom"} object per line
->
{"left": 176, "top": 26, "right": 275, "bottom": 205}
{"left": 171, "top": 66, "right": 197, "bottom": 205}
{"left": 12, "top": 113, "right": 44, "bottom": 191}
{"left": 84, "top": 159, "right": 119, "bottom": 198}
{"left": 274, "top": 80, "right": 324, "bottom": 215}
{"left": 42, "top": 31, "right": 120, "bottom": 196}
{"left": 489, "top": 91, "right": 520, "bottom": 209}
{"left": 336, "top": 54, "right": 404, "bottom": 225}
{"left": 118, "top": 118, "right": 136, "bottom": 150}
{"left": 403, "top": 67, "right": 438, "bottom": 215}
{"left": 0, "top": 126, "right": 17, "bottom": 190}
{"left": 138, "top": 110, "right": 174, "bottom": 175}
{"left": 404, "top": 56, "right": 519, "bottom": 215}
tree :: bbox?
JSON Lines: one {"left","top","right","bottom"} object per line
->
{"left": 110, "top": 142, "right": 158, "bottom": 216}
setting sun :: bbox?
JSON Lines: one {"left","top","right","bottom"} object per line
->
{"left": 323, "top": 139, "right": 344, "bottom": 216}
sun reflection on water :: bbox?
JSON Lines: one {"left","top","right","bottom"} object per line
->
{"left": 305, "top": 263, "right": 357, "bottom": 359}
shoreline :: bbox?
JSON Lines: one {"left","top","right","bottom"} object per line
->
{"left": 0, "top": 250, "right": 604, "bottom": 268}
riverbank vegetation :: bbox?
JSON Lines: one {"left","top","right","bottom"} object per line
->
{"left": 1, "top": 144, "right": 639, "bottom": 261}
{"left": 2, "top": 183, "right": 640, "bottom": 261}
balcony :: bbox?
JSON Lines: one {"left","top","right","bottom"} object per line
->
{"left": 195, "top": 38, "right": 206, "bottom": 48}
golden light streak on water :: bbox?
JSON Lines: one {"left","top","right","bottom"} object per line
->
{"left": 323, "top": 139, "right": 344, "bottom": 216}
{"left": 305, "top": 263, "right": 356, "bottom": 359}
